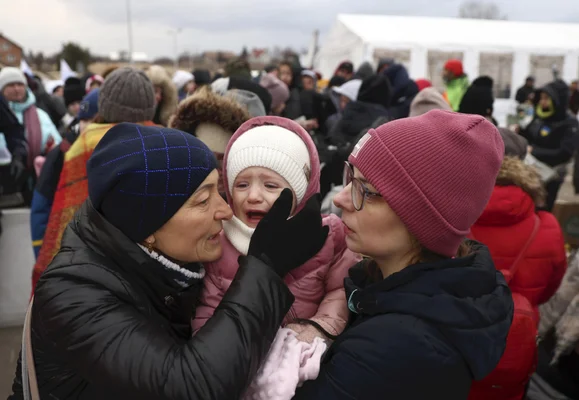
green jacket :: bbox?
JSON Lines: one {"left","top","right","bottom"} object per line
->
{"left": 444, "top": 75, "right": 470, "bottom": 111}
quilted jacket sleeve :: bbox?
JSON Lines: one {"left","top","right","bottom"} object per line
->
{"left": 310, "top": 216, "right": 361, "bottom": 336}
{"left": 191, "top": 270, "right": 224, "bottom": 333}
{"left": 33, "top": 255, "right": 293, "bottom": 400}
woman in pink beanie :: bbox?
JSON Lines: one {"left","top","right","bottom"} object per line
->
{"left": 294, "top": 110, "right": 515, "bottom": 400}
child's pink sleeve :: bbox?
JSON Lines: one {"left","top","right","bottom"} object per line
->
{"left": 192, "top": 271, "right": 226, "bottom": 333}
{"left": 310, "top": 242, "right": 361, "bottom": 337}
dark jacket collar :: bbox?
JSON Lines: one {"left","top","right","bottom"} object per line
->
{"left": 344, "top": 242, "right": 513, "bottom": 380}
{"left": 69, "top": 200, "right": 202, "bottom": 334}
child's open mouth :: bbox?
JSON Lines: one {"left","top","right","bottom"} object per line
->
{"left": 246, "top": 211, "right": 267, "bottom": 225}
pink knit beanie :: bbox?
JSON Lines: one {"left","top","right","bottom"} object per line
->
{"left": 349, "top": 110, "right": 504, "bottom": 257}
{"left": 260, "top": 73, "right": 290, "bottom": 110}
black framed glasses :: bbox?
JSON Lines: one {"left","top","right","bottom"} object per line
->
{"left": 343, "top": 162, "right": 382, "bottom": 211}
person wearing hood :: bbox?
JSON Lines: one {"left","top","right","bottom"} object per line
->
{"left": 193, "top": 116, "right": 360, "bottom": 398}
{"left": 212, "top": 76, "right": 272, "bottom": 115}
{"left": 321, "top": 75, "right": 392, "bottom": 197}
{"left": 330, "top": 75, "right": 391, "bottom": 145}
{"left": 527, "top": 251, "right": 579, "bottom": 400}
{"left": 279, "top": 61, "right": 304, "bottom": 120}
{"left": 169, "top": 86, "right": 251, "bottom": 195}
{"left": 409, "top": 87, "right": 452, "bottom": 117}
{"left": 30, "top": 88, "right": 100, "bottom": 259}
{"left": 458, "top": 76, "right": 498, "bottom": 126}
{"left": 443, "top": 59, "right": 470, "bottom": 111}
{"left": 0, "top": 67, "right": 61, "bottom": 204}
{"left": 520, "top": 79, "right": 579, "bottom": 211}
{"left": 10, "top": 122, "right": 331, "bottom": 400}
{"left": 468, "top": 128, "right": 567, "bottom": 400}
{"left": 382, "top": 63, "right": 419, "bottom": 120}
{"left": 294, "top": 110, "right": 513, "bottom": 400}
{"left": 146, "top": 65, "right": 179, "bottom": 127}
{"left": 32, "top": 67, "right": 160, "bottom": 293}
{"left": 325, "top": 79, "right": 363, "bottom": 133}
{"left": 173, "top": 70, "right": 195, "bottom": 101}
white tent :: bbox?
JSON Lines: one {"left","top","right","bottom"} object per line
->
{"left": 315, "top": 14, "right": 579, "bottom": 94}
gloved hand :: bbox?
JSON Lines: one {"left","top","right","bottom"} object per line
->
{"left": 248, "top": 188, "right": 329, "bottom": 277}
{"left": 10, "top": 157, "right": 27, "bottom": 188}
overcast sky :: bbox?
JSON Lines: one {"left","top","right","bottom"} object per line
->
{"left": 2, "top": 0, "right": 578, "bottom": 58}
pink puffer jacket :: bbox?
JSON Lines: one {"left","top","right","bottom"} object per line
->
{"left": 193, "top": 116, "right": 360, "bottom": 336}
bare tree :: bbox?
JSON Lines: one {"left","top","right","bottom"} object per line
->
{"left": 458, "top": 1, "right": 507, "bottom": 20}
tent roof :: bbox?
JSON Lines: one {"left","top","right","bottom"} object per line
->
{"left": 337, "top": 14, "right": 579, "bottom": 53}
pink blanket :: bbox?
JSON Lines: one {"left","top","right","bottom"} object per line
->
{"left": 243, "top": 328, "right": 327, "bottom": 400}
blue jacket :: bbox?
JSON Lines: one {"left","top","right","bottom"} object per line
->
{"left": 30, "top": 127, "right": 79, "bottom": 257}
{"left": 294, "top": 243, "right": 513, "bottom": 400}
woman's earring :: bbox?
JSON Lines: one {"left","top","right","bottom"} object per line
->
{"left": 145, "top": 241, "right": 154, "bottom": 253}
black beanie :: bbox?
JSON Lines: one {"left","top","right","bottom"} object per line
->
{"left": 63, "top": 77, "right": 85, "bottom": 107}
{"left": 458, "top": 84, "right": 494, "bottom": 117}
{"left": 358, "top": 75, "right": 392, "bottom": 108}
{"left": 87, "top": 123, "right": 218, "bottom": 242}
{"left": 193, "top": 69, "right": 212, "bottom": 86}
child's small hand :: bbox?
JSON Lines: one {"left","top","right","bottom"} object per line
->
{"left": 286, "top": 323, "right": 327, "bottom": 344}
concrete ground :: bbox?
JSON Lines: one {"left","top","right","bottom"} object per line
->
{"left": 1, "top": 172, "right": 578, "bottom": 398}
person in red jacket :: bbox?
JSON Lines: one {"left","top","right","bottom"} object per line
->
{"left": 469, "top": 128, "right": 567, "bottom": 400}
{"left": 471, "top": 128, "right": 567, "bottom": 317}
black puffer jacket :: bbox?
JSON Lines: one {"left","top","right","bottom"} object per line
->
{"left": 522, "top": 80, "right": 579, "bottom": 167}
{"left": 9, "top": 201, "right": 293, "bottom": 400}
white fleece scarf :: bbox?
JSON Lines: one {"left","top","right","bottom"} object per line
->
{"left": 223, "top": 215, "right": 255, "bottom": 256}
{"left": 138, "top": 244, "right": 205, "bottom": 287}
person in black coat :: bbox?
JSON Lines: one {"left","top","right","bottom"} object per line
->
{"left": 9, "top": 123, "right": 329, "bottom": 400}
{"left": 521, "top": 79, "right": 579, "bottom": 210}
{"left": 382, "top": 63, "right": 419, "bottom": 120}
{"left": 295, "top": 110, "right": 513, "bottom": 400}
{"left": 0, "top": 95, "right": 28, "bottom": 198}
{"left": 515, "top": 76, "right": 535, "bottom": 104}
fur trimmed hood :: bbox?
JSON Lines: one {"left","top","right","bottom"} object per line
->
{"left": 477, "top": 156, "right": 546, "bottom": 226}
{"left": 496, "top": 156, "right": 546, "bottom": 206}
{"left": 169, "top": 86, "right": 251, "bottom": 152}
{"left": 145, "top": 65, "right": 178, "bottom": 127}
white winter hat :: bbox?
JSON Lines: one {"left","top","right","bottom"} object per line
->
{"left": 172, "top": 70, "right": 194, "bottom": 91}
{"left": 0, "top": 67, "right": 27, "bottom": 92}
{"left": 333, "top": 79, "right": 362, "bottom": 101}
{"left": 227, "top": 125, "right": 311, "bottom": 203}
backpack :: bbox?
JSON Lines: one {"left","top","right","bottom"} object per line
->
{"left": 468, "top": 215, "right": 540, "bottom": 400}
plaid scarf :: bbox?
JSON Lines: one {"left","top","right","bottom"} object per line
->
{"left": 539, "top": 251, "right": 579, "bottom": 364}
{"left": 32, "top": 121, "right": 157, "bottom": 293}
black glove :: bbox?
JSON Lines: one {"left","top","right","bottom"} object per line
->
{"left": 248, "top": 188, "right": 330, "bottom": 277}
{"left": 10, "top": 158, "right": 27, "bottom": 188}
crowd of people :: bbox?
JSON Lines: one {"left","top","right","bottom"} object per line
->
{"left": 0, "top": 54, "right": 579, "bottom": 399}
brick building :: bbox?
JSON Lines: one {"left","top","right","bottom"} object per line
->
{"left": 0, "top": 34, "right": 23, "bottom": 67}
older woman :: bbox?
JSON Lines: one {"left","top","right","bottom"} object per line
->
{"left": 10, "top": 123, "right": 329, "bottom": 399}
{"left": 295, "top": 110, "right": 514, "bottom": 399}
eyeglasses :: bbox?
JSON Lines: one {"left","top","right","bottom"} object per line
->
{"left": 343, "top": 162, "right": 382, "bottom": 211}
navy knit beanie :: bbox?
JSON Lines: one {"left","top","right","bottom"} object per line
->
{"left": 87, "top": 123, "right": 217, "bottom": 242}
